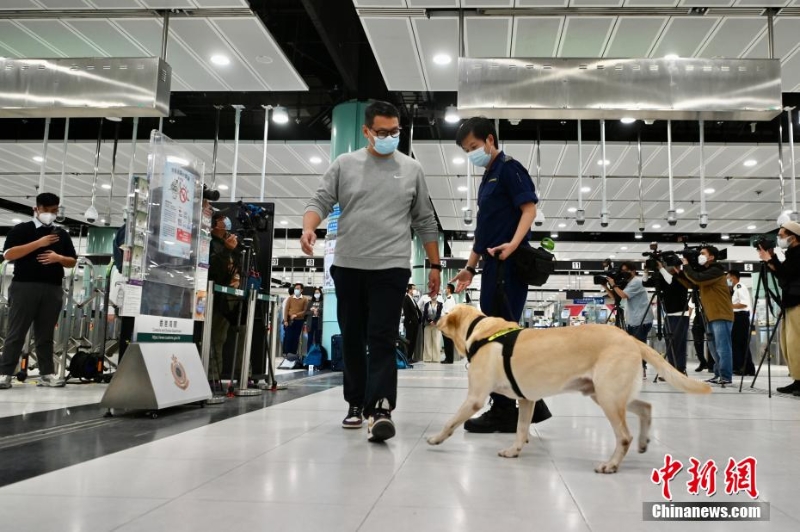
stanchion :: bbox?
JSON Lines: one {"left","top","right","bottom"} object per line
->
{"left": 267, "top": 296, "right": 288, "bottom": 391}
{"left": 234, "top": 289, "right": 262, "bottom": 396}
{"left": 202, "top": 281, "right": 225, "bottom": 405}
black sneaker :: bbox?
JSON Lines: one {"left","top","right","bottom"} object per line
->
{"left": 717, "top": 379, "right": 733, "bottom": 386}
{"left": 694, "top": 363, "right": 707, "bottom": 373}
{"left": 776, "top": 381, "right": 800, "bottom": 394}
{"left": 342, "top": 405, "right": 363, "bottom": 429}
{"left": 367, "top": 400, "right": 395, "bottom": 442}
{"left": 705, "top": 376, "right": 720, "bottom": 384}
{"left": 464, "top": 401, "right": 517, "bottom": 433}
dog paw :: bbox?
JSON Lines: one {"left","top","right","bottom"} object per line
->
{"left": 498, "top": 447, "right": 521, "bottom": 458}
{"left": 594, "top": 462, "right": 619, "bottom": 474}
{"left": 426, "top": 436, "right": 443, "bottom": 446}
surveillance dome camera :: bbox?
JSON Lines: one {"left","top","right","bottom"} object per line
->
{"left": 85, "top": 205, "right": 98, "bottom": 224}
{"left": 600, "top": 212, "right": 609, "bottom": 228}
{"left": 576, "top": 219, "right": 585, "bottom": 226}
{"left": 534, "top": 210, "right": 545, "bottom": 227}
{"left": 600, "top": 222, "right": 609, "bottom": 228}
{"left": 699, "top": 214, "right": 708, "bottom": 229}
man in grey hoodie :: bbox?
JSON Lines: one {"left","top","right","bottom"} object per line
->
{"left": 302, "top": 101, "right": 440, "bottom": 442}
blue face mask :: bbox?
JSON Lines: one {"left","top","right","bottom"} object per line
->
{"left": 468, "top": 145, "right": 491, "bottom": 168}
{"left": 223, "top": 218, "right": 232, "bottom": 231}
{"left": 372, "top": 134, "right": 399, "bottom": 155}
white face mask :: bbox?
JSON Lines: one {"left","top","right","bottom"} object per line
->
{"left": 294, "top": 289, "right": 301, "bottom": 297}
{"left": 697, "top": 255, "right": 708, "bottom": 266}
{"left": 314, "top": 293, "right": 320, "bottom": 299}
{"left": 778, "top": 237, "right": 790, "bottom": 250}
{"left": 412, "top": 290, "right": 419, "bottom": 298}
{"left": 37, "top": 212, "right": 56, "bottom": 226}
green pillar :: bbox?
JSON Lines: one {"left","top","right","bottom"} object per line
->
{"left": 321, "top": 101, "right": 371, "bottom": 358}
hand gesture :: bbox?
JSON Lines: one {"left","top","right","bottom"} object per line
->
{"left": 300, "top": 230, "right": 316, "bottom": 256}
{"left": 37, "top": 250, "right": 62, "bottom": 265}
{"left": 428, "top": 269, "right": 441, "bottom": 298}
{"left": 757, "top": 247, "right": 772, "bottom": 262}
{"left": 36, "top": 234, "right": 59, "bottom": 249}
{"left": 450, "top": 269, "right": 474, "bottom": 293}
{"left": 487, "top": 242, "right": 518, "bottom": 261}
{"left": 224, "top": 233, "right": 238, "bottom": 250}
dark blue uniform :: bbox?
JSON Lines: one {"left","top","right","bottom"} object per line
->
{"left": 474, "top": 152, "right": 538, "bottom": 323}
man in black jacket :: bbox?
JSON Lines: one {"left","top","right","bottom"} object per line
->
{"left": 207, "top": 212, "right": 240, "bottom": 380}
{"left": 0, "top": 193, "right": 77, "bottom": 389}
{"left": 402, "top": 284, "right": 422, "bottom": 362}
{"left": 758, "top": 220, "right": 800, "bottom": 395}
{"left": 651, "top": 262, "right": 690, "bottom": 373}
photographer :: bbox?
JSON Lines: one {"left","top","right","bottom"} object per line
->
{"left": 207, "top": 212, "right": 240, "bottom": 380}
{"left": 678, "top": 246, "right": 734, "bottom": 385}
{"left": 727, "top": 270, "right": 755, "bottom": 376}
{"left": 603, "top": 258, "right": 624, "bottom": 327}
{"left": 650, "top": 262, "right": 690, "bottom": 374}
{"left": 606, "top": 262, "right": 653, "bottom": 378}
{"left": 757, "top": 221, "right": 800, "bottom": 395}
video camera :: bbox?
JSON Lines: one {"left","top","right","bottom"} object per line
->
{"left": 642, "top": 242, "right": 684, "bottom": 272}
{"left": 202, "top": 185, "right": 221, "bottom": 202}
{"left": 237, "top": 201, "right": 270, "bottom": 233}
{"left": 593, "top": 261, "right": 629, "bottom": 289}
{"left": 751, "top": 234, "right": 776, "bottom": 251}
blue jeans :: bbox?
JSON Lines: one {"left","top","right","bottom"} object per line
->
{"left": 707, "top": 320, "right": 733, "bottom": 381}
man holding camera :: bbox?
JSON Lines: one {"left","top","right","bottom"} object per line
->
{"left": 207, "top": 212, "right": 240, "bottom": 380}
{"left": 757, "top": 221, "right": 800, "bottom": 395}
{"left": 606, "top": 262, "right": 653, "bottom": 378}
{"left": 651, "top": 262, "right": 690, "bottom": 374}
{"left": 678, "top": 246, "right": 734, "bottom": 385}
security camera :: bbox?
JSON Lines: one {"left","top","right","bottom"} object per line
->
{"left": 463, "top": 209, "right": 473, "bottom": 226}
{"left": 576, "top": 209, "right": 586, "bottom": 226}
{"left": 534, "top": 210, "right": 545, "bottom": 227}
{"left": 667, "top": 209, "right": 677, "bottom": 226}
{"left": 85, "top": 205, "right": 98, "bottom": 224}
{"left": 600, "top": 212, "right": 609, "bottom": 228}
{"left": 699, "top": 214, "right": 708, "bottom": 229}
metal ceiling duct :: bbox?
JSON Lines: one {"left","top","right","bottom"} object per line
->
{"left": 457, "top": 57, "right": 782, "bottom": 122}
{"left": 0, "top": 57, "right": 171, "bottom": 119}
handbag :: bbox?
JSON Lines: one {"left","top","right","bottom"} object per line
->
{"left": 511, "top": 245, "right": 555, "bottom": 287}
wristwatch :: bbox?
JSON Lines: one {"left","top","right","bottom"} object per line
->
{"left": 430, "top": 263, "right": 443, "bottom": 271}
{"left": 465, "top": 266, "right": 477, "bottom": 276}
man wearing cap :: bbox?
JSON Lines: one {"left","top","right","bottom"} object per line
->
{"left": 758, "top": 220, "right": 800, "bottom": 395}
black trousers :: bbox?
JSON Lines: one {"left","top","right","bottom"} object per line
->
{"left": 404, "top": 319, "right": 419, "bottom": 361}
{"left": 331, "top": 265, "right": 409, "bottom": 416}
{"left": 692, "top": 315, "right": 709, "bottom": 367}
{"left": 308, "top": 317, "right": 322, "bottom": 347}
{"left": 0, "top": 281, "right": 63, "bottom": 376}
{"left": 665, "top": 315, "right": 689, "bottom": 373}
{"left": 443, "top": 336, "right": 454, "bottom": 363}
{"left": 732, "top": 312, "right": 755, "bottom": 374}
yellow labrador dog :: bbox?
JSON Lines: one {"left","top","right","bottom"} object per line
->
{"left": 427, "top": 305, "right": 712, "bottom": 473}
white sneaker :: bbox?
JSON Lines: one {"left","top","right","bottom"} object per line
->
{"left": 37, "top": 375, "right": 66, "bottom": 388}
{"left": 0, "top": 375, "right": 12, "bottom": 389}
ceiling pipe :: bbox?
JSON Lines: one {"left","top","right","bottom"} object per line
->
{"left": 230, "top": 105, "right": 244, "bottom": 202}
{"left": 699, "top": 120, "right": 708, "bottom": 229}
{"left": 56, "top": 118, "right": 69, "bottom": 223}
{"left": 260, "top": 105, "right": 272, "bottom": 202}
{"left": 576, "top": 119, "right": 585, "bottom": 226}
{"left": 105, "top": 121, "right": 120, "bottom": 226}
{"left": 666, "top": 120, "right": 677, "bottom": 226}
{"left": 787, "top": 107, "right": 797, "bottom": 221}
{"left": 637, "top": 128, "right": 645, "bottom": 233}
{"left": 210, "top": 106, "right": 221, "bottom": 188}
{"left": 85, "top": 118, "right": 103, "bottom": 224}
{"left": 38, "top": 117, "right": 51, "bottom": 193}
{"left": 600, "top": 119, "right": 609, "bottom": 228}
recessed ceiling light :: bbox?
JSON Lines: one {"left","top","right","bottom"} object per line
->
{"left": 280, "top": 220, "right": 288, "bottom": 225}
{"left": 597, "top": 159, "right": 610, "bottom": 166}
{"left": 581, "top": 186, "right": 591, "bottom": 193}
{"left": 453, "top": 157, "right": 465, "bottom": 165}
{"left": 652, "top": 223, "right": 662, "bottom": 229}
{"left": 635, "top": 233, "right": 643, "bottom": 239}
{"left": 704, "top": 188, "right": 715, "bottom": 194}
{"left": 467, "top": 232, "right": 475, "bottom": 238}
{"left": 609, "top": 254, "right": 616, "bottom": 258}
{"left": 743, "top": 159, "right": 757, "bottom": 167}
{"left": 461, "top": 206, "right": 468, "bottom": 211}
{"left": 621, "top": 246, "right": 628, "bottom": 250}
{"left": 218, "top": 184, "right": 229, "bottom": 190}
{"left": 100, "top": 218, "right": 106, "bottom": 224}
{"left": 12, "top": 218, "right": 21, "bottom": 223}
{"left": 721, "top": 234, "right": 730, "bottom": 240}
{"left": 457, "top": 185, "right": 468, "bottom": 192}
{"left": 567, "top": 207, "right": 578, "bottom": 213}
{"left": 444, "top": 106, "right": 460, "bottom": 124}
{"left": 309, "top": 156, "right": 322, "bottom": 164}
{"left": 558, "top": 223, "right": 566, "bottom": 228}
{"left": 620, "top": 117, "right": 636, "bottom": 124}
{"left": 676, "top": 208, "right": 685, "bottom": 214}
{"left": 665, "top": 54, "right": 679, "bottom": 60}
{"left": 272, "top": 106, "right": 289, "bottom": 124}
{"left": 747, "top": 224, "right": 757, "bottom": 230}
{"left": 433, "top": 53, "right": 452, "bottom": 65}
{"left": 550, "top": 233, "right": 558, "bottom": 238}
{"left": 33, "top": 156, "right": 44, "bottom": 162}
{"left": 101, "top": 184, "right": 111, "bottom": 190}
{"left": 210, "top": 54, "right": 230, "bottom": 66}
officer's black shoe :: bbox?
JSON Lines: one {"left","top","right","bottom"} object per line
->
{"left": 464, "top": 401, "right": 518, "bottom": 433}
{"left": 532, "top": 399, "right": 553, "bottom": 424}
{"left": 776, "top": 380, "right": 800, "bottom": 394}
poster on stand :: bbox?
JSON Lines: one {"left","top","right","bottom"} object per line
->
{"left": 323, "top": 239, "right": 336, "bottom": 290}
{"left": 158, "top": 162, "right": 197, "bottom": 260}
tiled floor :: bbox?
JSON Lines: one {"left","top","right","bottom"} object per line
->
{"left": 0, "top": 362, "right": 798, "bottom": 531}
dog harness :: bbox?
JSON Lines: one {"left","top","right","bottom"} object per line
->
{"left": 465, "top": 316, "right": 527, "bottom": 399}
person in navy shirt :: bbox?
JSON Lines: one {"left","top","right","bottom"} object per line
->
{"left": 450, "top": 117, "right": 552, "bottom": 433}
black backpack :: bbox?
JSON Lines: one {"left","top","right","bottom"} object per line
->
{"left": 68, "top": 351, "right": 105, "bottom": 382}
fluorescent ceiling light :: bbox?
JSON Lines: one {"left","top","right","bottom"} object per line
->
{"left": 609, "top": 254, "right": 616, "bottom": 258}
{"left": 461, "top": 206, "right": 468, "bottom": 211}
{"left": 101, "top": 184, "right": 111, "bottom": 190}
{"left": 704, "top": 188, "right": 715, "bottom": 194}
{"left": 635, "top": 233, "right": 643, "bottom": 239}
{"left": 558, "top": 223, "right": 566, "bottom": 228}
{"left": 743, "top": 159, "right": 757, "bottom": 167}
{"left": 433, "top": 53, "right": 452, "bottom": 65}
{"left": 33, "top": 156, "right": 44, "bottom": 162}
{"left": 676, "top": 208, "right": 685, "bottom": 214}
{"left": 747, "top": 225, "right": 757, "bottom": 230}
{"left": 652, "top": 223, "right": 662, "bottom": 229}
{"left": 210, "top": 54, "right": 230, "bottom": 66}
{"left": 467, "top": 232, "right": 474, "bottom": 238}
{"left": 272, "top": 106, "right": 289, "bottom": 124}
{"left": 620, "top": 117, "right": 636, "bottom": 124}
{"left": 550, "top": 233, "right": 558, "bottom": 238}
{"left": 217, "top": 184, "right": 229, "bottom": 191}
{"left": 452, "top": 157, "right": 465, "bottom": 165}
{"left": 444, "top": 106, "right": 460, "bottom": 124}
{"left": 567, "top": 207, "right": 578, "bottom": 213}
{"left": 597, "top": 159, "right": 610, "bottom": 166}
{"left": 621, "top": 246, "right": 628, "bottom": 250}
{"left": 309, "top": 156, "right": 322, "bottom": 165}
{"left": 721, "top": 234, "right": 730, "bottom": 240}
{"left": 279, "top": 220, "right": 288, "bottom": 225}
{"left": 457, "top": 185, "right": 468, "bottom": 192}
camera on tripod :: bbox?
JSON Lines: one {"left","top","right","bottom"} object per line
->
{"left": 203, "top": 185, "right": 221, "bottom": 202}
{"left": 642, "top": 243, "right": 684, "bottom": 272}
{"left": 593, "top": 265, "right": 629, "bottom": 288}
{"left": 237, "top": 202, "right": 270, "bottom": 233}
{"left": 751, "top": 234, "right": 777, "bottom": 251}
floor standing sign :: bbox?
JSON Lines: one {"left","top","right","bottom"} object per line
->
{"left": 102, "top": 131, "right": 211, "bottom": 411}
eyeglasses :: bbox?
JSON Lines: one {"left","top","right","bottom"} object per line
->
{"left": 370, "top": 128, "right": 402, "bottom": 139}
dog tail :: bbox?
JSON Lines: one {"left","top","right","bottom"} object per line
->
{"left": 639, "top": 344, "right": 712, "bottom": 395}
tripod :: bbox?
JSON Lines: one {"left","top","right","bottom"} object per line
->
{"left": 740, "top": 261, "right": 784, "bottom": 397}
{"left": 645, "top": 276, "right": 695, "bottom": 383}
{"left": 226, "top": 236, "right": 257, "bottom": 395}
